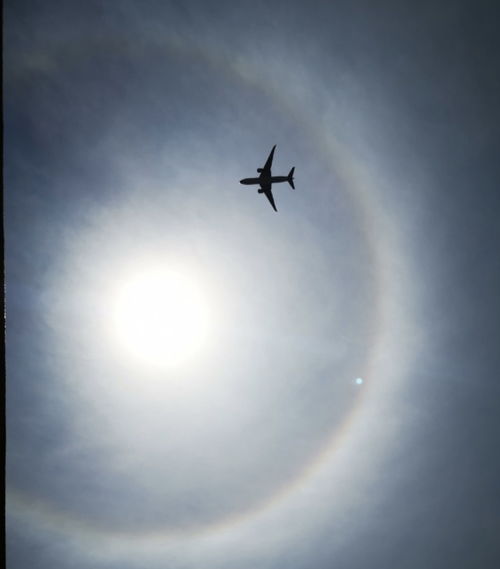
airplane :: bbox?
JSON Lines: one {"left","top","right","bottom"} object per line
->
{"left": 239, "top": 145, "right": 295, "bottom": 212}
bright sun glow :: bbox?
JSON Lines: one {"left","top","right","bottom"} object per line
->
{"left": 111, "top": 269, "right": 210, "bottom": 368}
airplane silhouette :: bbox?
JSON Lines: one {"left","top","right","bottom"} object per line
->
{"left": 239, "top": 145, "right": 295, "bottom": 212}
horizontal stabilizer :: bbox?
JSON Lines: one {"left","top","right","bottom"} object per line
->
{"left": 288, "top": 167, "right": 295, "bottom": 189}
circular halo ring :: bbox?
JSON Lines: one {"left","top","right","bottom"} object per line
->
{"left": 6, "top": 31, "right": 414, "bottom": 550}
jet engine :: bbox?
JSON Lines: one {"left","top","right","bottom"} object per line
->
{"left": 258, "top": 189, "right": 264, "bottom": 193}
{"left": 257, "top": 168, "right": 263, "bottom": 173}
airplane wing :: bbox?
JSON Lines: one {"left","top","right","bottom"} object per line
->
{"left": 261, "top": 185, "right": 277, "bottom": 212}
{"left": 261, "top": 145, "right": 276, "bottom": 176}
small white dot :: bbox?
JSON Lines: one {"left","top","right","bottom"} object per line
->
{"left": 355, "top": 377, "right": 363, "bottom": 385}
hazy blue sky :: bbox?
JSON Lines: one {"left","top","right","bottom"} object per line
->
{"left": 5, "top": 1, "right": 500, "bottom": 568}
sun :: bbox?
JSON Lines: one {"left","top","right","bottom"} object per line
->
{"left": 111, "top": 269, "right": 210, "bottom": 368}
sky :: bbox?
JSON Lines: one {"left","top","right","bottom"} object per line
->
{"left": 4, "top": 1, "right": 500, "bottom": 568}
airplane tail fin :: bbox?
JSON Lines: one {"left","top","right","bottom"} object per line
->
{"left": 288, "top": 167, "right": 295, "bottom": 189}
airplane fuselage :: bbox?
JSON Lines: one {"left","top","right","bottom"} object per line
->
{"left": 240, "top": 176, "right": 290, "bottom": 185}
